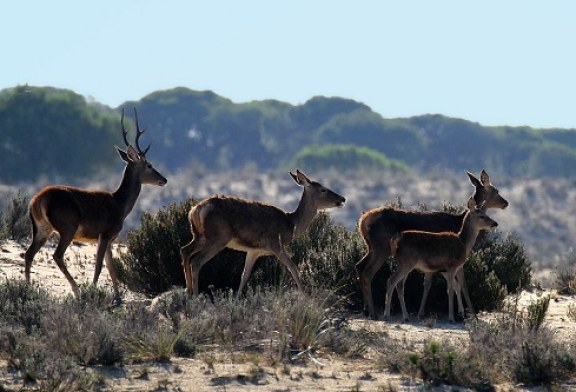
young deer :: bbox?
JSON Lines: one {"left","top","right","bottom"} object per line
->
{"left": 24, "top": 108, "right": 167, "bottom": 301}
{"left": 180, "top": 170, "right": 346, "bottom": 297}
{"left": 384, "top": 199, "right": 498, "bottom": 323}
{"left": 357, "top": 170, "right": 508, "bottom": 319}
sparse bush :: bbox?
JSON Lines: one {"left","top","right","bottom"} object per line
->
{"left": 0, "top": 279, "right": 54, "bottom": 333}
{"left": 153, "top": 286, "right": 351, "bottom": 361}
{"left": 0, "top": 191, "right": 31, "bottom": 242}
{"left": 554, "top": 249, "right": 576, "bottom": 295}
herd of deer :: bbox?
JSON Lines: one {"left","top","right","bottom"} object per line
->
{"left": 23, "top": 109, "right": 509, "bottom": 322}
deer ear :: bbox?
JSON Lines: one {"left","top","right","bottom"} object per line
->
{"left": 290, "top": 169, "right": 311, "bottom": 186}
{"left": 296, "top": 169, "right": 311, "bottom": 186}
{"left": 466, "top": 171, "right": 482, "bottom": 188}
{"left": 116, "top": 147, "right": 130, "bottom": 163}
{"left": 126, "top": 145, "right": 141, "bottom": 162}
{"left": 480, "top": 170, "right": 491, "bottom": 186}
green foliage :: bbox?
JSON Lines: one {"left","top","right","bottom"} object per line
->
{"left": 291, "top": 144, "right": 410, "bottom": 173}
{"left": 3, "top": 85, "right": 576, "bottom": 180}
{"left": 0, "top": 86, "right": 120, "bottom": 184}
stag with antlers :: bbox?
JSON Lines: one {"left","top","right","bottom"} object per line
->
{"left": 24, "top": 108, "right": 167, "bottom": 301}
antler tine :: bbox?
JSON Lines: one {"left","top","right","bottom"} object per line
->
{"left": 132, "top": 107, "right": 151, "bottom": 156}
{"left": 120, "top": 108, "right": 130, "bottom": 147}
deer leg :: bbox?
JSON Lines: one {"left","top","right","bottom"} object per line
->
{"left": 187, "top": 241, "right": 227, "bottom": 296}
{"left": 52, "top": 230, "right": 79, "bottom": 297}
{"left": 180, "top": 236, "right": 204, "bottom": 296}
{"left": 457, "top": 269, "right": 476, "bottom": 317}
{"left": 418, "top": 273, "right": 434, "bottom": 319}
{"left": 103, "top": 243, "right": 121, "bottom": 301}
{"left": 275, "top": 249, "right": 303, "bottom": 292}
{"left": 439, "top": 271, "right": 465, "bottom": 317}
{"left": 93, "top": 234, "right": 114, "bottom": 285}
{"left": 357, "top": 250, "right": 388, "bottom": 319}
{"left": 396, "top": 276, "right": 409, "bottom": 322}
{"left": 237, "top": 251, "right": 261, "bottom": 298}
{"left": 384, "top": 268, "right": 411, "bottom": 320}
{"left": 446, "top": 271, "right": 457, "bottom": 323}
{"left": 24, "top": 223, "right": 51, "bottom": 283}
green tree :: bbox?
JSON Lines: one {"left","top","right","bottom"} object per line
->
{"left": 0, "top": 86, "right": 119, "bottom": 183}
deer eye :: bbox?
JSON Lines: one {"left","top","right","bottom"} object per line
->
{"left": 147, "top": 163, "right": 152, "bottom": 169}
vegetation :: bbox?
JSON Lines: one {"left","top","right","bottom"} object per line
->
{"left": 0, "top": 190, "right": 30, "bottom": 242}
{"left": 2, "top": 85, "right": 576, "bottom": 183}
{"left": 0, "top": 195, "right": 571, "bottom": 390}
{"left": 379, "top": 295, "right": 576, "bottom": 388}
{"left": 0, "top": 86, "right": 120, "bottom": 184}
{"left": 291, "top": 144, "right": 410, "bottom": 174}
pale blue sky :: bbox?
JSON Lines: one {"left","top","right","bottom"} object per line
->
{"left": 3, "top": 1, "right": 576, "bottom": 128}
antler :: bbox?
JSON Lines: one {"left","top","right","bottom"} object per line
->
{"left": 132, "top": 108, "right": 151, "bottom": 156}
{"left": 120, "top": 108, "right": 130, "bottom": 147}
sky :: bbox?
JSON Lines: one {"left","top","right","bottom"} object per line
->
{"left": 3, "top": 1, "right": 576, "bottom": 129}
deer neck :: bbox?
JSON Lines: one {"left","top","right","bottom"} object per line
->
{"left": 289, "top": 190, "right": 318, "bottom": 238}
{"left": 113, "top": 165, "right": 142, "bottom": 219}
{"left": 458, "top": 212, "right": 481, "bottom": 255}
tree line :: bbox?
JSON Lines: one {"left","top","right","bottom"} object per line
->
{"left": 1, "top": 85, "right": 576, "bottom": 184}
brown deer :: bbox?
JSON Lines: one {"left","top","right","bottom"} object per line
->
{"left": 384, "top": 198, "right": 498, "bottom": 322}
{"left": 180, "top": 170, "right": 346, "bottom": 296}
{"left": 357, "top": 170, "right": 508, "bottom": 319}
{"left": 24, "top": 108, "right": 167, "bottom": 301}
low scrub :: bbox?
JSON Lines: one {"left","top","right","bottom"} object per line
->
{"left": 379, "top": 297, "right": 576, "bottom": 388}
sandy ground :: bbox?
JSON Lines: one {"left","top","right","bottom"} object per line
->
{"left": 1, "top": 240, "right": 575, "bottom": 391}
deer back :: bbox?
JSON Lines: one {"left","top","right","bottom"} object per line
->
{"left": 391, "top": 230, "right": 466, "bottom": 272}
{"left": 361, "top": 208, "right": 465, "bottom": 248}
{"left": 190, "top": 195, "right": 295, "bottom": 249}
{"left": 30, "top": 185, "right": 125, "bottom": 242}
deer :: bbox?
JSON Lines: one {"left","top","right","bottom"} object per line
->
{"left": 24, "top": 108, "right": 167, "bottom": 301}
{"left": 384, "top": 198, "right": 498, "bottom": 322}
{"left": 356, "top": 170, "right": 508, "bottom": 319}
{"left": 180, "top": 169, "right": 346, "bottom": 297}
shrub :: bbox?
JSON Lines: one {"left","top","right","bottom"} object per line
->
{"left": 152, "top": 287, "right": 348, "bottom": 361}
{"left": 0, "top": 191, "right": 30, "bottom": 242}
{"left": 554, "top": 249, "right": 576, "bottom": 295}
